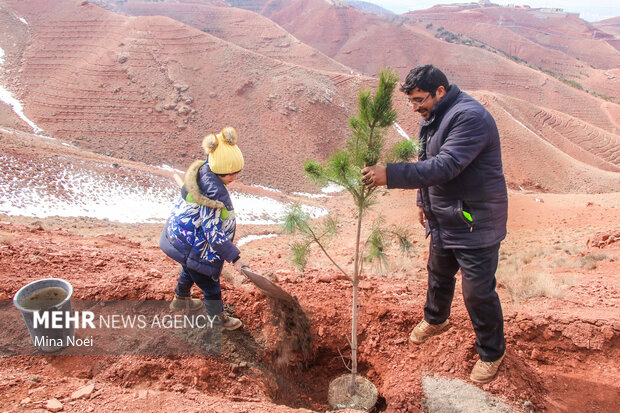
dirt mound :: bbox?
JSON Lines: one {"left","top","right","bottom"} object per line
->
{"left": 268, "top": 298, "right": 313, "bottom": 369}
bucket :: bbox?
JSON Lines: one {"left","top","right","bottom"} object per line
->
{"left": 13, "top": 278, "right": 74, "bottom": 353}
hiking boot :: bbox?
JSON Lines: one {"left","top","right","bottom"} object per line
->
{"left": 211, "top": 314, "right": 243, "bottom": 331}
{"left": 470, "top": 352, "right": 505, "bottom": 384}
{"left": 409, "top": 319, "right": 449, "bottom": 344}
{"left": 169, "top": 295, "right": 204, "bottom": 312}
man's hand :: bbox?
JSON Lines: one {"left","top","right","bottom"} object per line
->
{"left": 361, "top": 165, "right": 387, "bottom": 189}
{"left": 418, "top": 206, "right": 426, "bottom": 228}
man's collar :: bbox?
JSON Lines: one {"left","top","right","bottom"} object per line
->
{"left": 421, "top": 84, "right": 460, "bottom": 127}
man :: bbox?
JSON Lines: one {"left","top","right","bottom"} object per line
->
{"left": 362, "top": 64, "right": 508, "bottom": 384}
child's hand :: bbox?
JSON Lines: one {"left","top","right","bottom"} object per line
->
{"left": 234, "top": 258, "right": 248, "bottom": 273}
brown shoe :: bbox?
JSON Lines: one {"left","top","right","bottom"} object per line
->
{"left": 470, "top": 352, "right": 505, "bottom": 384}
{"left": 409, "top": 319, "right": 449, "bottom": 344}
{"left": 212, "top": 314, "right": 243, "bottom": 331}
{"left": 170, "top": 295, "right": 204, "bottom": 312}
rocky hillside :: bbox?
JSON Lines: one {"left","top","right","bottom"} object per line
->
{"left": 1, "top": 0, "right": 619, "bottom": 194}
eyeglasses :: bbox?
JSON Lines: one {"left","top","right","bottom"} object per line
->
{"left": 406, "top": 93, "right": 431, "bottom": 108}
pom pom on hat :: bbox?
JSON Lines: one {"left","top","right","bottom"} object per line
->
{"left": 220, "top": 126, "right": 238, "bottom": 145}
{"left": 204, "top": 126, "right": 244, "bottom": 174}
{"left": 202, "top": 134, "right": 218, "bottom": 154}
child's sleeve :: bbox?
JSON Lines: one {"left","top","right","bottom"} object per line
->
{"left": 199, "top": 206, "right": 240, "bottom": 263}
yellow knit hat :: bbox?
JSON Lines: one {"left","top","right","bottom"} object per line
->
{"left": 202, "top": 126, "right": 244, "bottom": 174}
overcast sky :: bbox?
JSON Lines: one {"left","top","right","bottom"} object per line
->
{"left": 368, "top": 1, "right": 620, "bottom": 22}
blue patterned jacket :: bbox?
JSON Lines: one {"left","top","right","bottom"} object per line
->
{"left": 159, "top": 161, "right": 239, "bottom": 280}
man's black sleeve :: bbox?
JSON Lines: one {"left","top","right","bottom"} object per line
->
{"left": 386, "top": 111, "right": 489, "bottom": 189}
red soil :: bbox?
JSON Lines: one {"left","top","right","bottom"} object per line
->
{"left": 0, "top": 133, "right": 619, "bottom": 412}
{"left": 1, "top": 192, "right": 619, "bottom": 412}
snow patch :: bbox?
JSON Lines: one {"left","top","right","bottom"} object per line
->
{"left": 322, "top": 182, "right": 345, "bottom": 193}
{"left": 293, "top": 192, "right": 330, "bottom": 199}
{"left": 237, "top": 233, "right": 278, "bottom": 246}
{"left": 159, "top": 164, "right": 184, "bottom": 174}
{"left": 393, "top": 122, "right": 412, "bottom": 141}
{"left": 0, "top": 47, "right": 44, "bottom": 134}
{"left": 0, "top": 155, "right": 176, "bottom": 223}
{"left": 231, "top": 192, "right": 327, "bottom": 225}
{"left": 0, "top": 155, "right": 328, "bottom": 225}
{"left": 293, "top": 182, "right": 345, "bottom": 198}
{"left": 251, "top": 184, "right": 281, "bottom": 193}
{"left": 0, "top": 86, "right": 45, "bottom": 134}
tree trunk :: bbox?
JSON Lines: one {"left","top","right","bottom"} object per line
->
{"left": 349, "top": 206, "right": 364, "bottom": 395}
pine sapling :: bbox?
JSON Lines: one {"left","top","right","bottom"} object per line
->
{"left": 283, "top": 68, "right": 419, "bottom": 397}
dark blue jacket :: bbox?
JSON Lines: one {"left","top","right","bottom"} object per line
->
{"left": 160, "top": 162, "right": 240, "bottom": 279}
{"left": 386, "top": 85, "right": 507, "bottom": 249}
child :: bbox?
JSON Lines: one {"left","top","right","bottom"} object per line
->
{"left": 160, "top": 126, "right": 247, "bottom": 330}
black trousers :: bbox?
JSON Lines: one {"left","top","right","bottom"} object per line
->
{"left": 175, "top": 266, "right": 224, "bottom": 315}
{"left": 424, "top": 242, "right": 505, "bottom": 361}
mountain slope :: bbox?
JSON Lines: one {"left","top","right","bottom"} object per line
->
{"left": 3, "top": 0, "right": 370, "bottom": 191}
{"left": 256, "top": 0, "right": 620, "bottom": 136}
{"left": 409, "top": 5, "right": 620, "bottom": 70}
{"left": 478, "top": 92, "right": 620, "bottom": 193}
{"left": 0, "top": 0, "right": 618, "bottom": 194}
{"left": 407, "top": 4, "right": 620, "bottom": 101}
{"left": 347, "top": 1, "right": 394, "bottom": 16}
{"left": 107, "top": 0, "right": 355, "bottom": 74}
